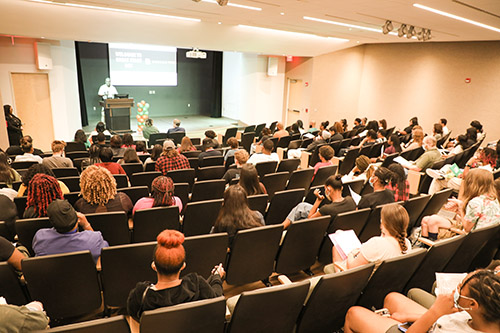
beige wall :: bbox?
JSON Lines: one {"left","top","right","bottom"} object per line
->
{"left": 298, "top": 41, "right": 500, "bottom": 141}
{"left": 284, "top": 57, "right": 313, "bottom": 127}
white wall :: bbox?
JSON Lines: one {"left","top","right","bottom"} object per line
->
{"left": 0, "top": 37, "right": 80, "bottom": 150}
{"left": 222, "top": 52, "right": 285, "bottom": 126}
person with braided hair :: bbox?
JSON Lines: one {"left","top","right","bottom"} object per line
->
{"left": 127, "top": 229, "right": 224, "bottom": 326}
{"left": 324, "top": 203, "right": 411, "bottom": 273}
{"left": 357, "top": 167, "right": 395, "bottom": 209}
{"left": 74, "top": 165, "right": 132, "bottom": 214}
{"left": 343, "top": 270, "right": 500, "bottom": 333}
{"left": 132, "top": 176, "right": 183, "bottom": 214}
{"left": 17, "top": 164, "right": 69, "bottom": 197}
{"left": 23, "top": 173, "right": 63, "bottom": 218}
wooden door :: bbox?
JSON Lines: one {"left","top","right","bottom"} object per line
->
{"left": 286, "top": 78, "right": 305, "bottom": 126}
{"left": 11, "top": 73, "right": 54, "bottom": 151}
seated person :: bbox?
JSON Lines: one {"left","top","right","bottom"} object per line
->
{"left": 0, "top": 151, "right": 22, "bottom": 188}
{"left": 329, "top": 122, "right": 344, "bottom": 142}
{"left": 145, "top": 144, "right": 163, "bottom": 165}
{"left": 403, "top": 127, "right": 424, "bottom": 151}
{"left": 324, "top": 203, "right": 411, "bottom": 273}
{"left": 247, "top": 139, "right": 279, "bottom": 165}
{"left": 127, "top": 230, "right": 224, "bottom": 325}
{"left": 118, "top": 148, "right": 141, "bottom": 164}
{"left": 121, "top": 133, "right": 136, "bottom": 150}
{"left": 94, "top": 132, "right": 109, "bottom": 148}
{"left": 155, "top": 140, "right": 190, "bottom": 175}
{"left": 357, "top": 167, "right": 395, "bottom": 209}
{"left": 17, "top": 164, "right": 70, "bottom": 197}
{"left": 198, "top": 138, "right": 222, "bottom": 162}
{"left": 95, "top": 147, "right": 126, "bottom": 175}
{"left": 342, "top": 155, "right": 373, "bottom": 183}
{"left": 74, "top": 129, "right": 91, "bottom": 149}
{"left": 0, "top": 299, "right": 49, "bottom": 332}
{"left": 238, "top": 164, "right": 267, "bottom": 195}
{"left": 312, "top": 145, "right": 335, "bottom": 180}
{"left": 386, "top": 164, "right": 409, "bottom": 202}
{"left": 142, "top": 119, "right": 160, "bottom": 140}
{"left": 24, "top": 174, "right": 64, "bottom": 218}
{"left": 343, "top": 270, "right": 500, "bottom": 333}
{"left": 204, "top": 130, "right": 220, "bottom": 148}
{"left": 89, "top": 121, "right": 111, "bottom": 143}
{"left": 13, "top": 140, "right": 42, "bottom": 164}
{"left": 135, "top": 141, "right": 148, "bottom": 155}
{"left": 177, "top": 137, "right": 196, "bottom": 153}
{"left": 401, "top": 136, "right": 441, "bottom": 172}
{"left": 224, "top": 137, "right": 239, "bottom": 162}
{"left": 421, "top": 168, "right": 500, "bottom": 241}
{"left": 273, "top": 122, "right": 289, "bottom": 140}
{"left": 81, "top": 145, "right": 101, "bottom": 170}
{"left": 0, "top": 236, "right": 27, "bottom": 271}
{"left": 167, "top": 119, "right": 185, "bottom": 134}
{"left": 33, "top": 199, "right": 109, "bottom": 263}
{"left": 212, "top": 185, "right": 264, "bottom": 246}
{"left": 6, "top": 135, "right": 44, "bottom": 157}
{"left": 109, "top": 135, "right": 125, "bottom": 158}
{"left": 133, "top": 176, "right": 183, "bottom": 214}
{"left": 251, "top": 127, "right": 272, "bottom": 154}
{"left": 75, "top": 165, "right": 133, "bottom": 214}
{"left": 42, "top": 140, "right": 73, "bottom": 169}
{"left": 223, "top": 149, "right": 249, "bottom": 184}
{"left": 399, "top": 116, "right": 419, "bottom": 136}
{"left": 283, "top": 175, "right": 356, "bottom": 229}
{"left": 383, "top": 134, "right": 402, "bottom": 156}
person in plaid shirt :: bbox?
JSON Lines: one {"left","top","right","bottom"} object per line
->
{"left": 155, "top": 140, "right": 190, "bottom": 175}
{"left": 386, "top": 164, "right": 410, "bottom": 202}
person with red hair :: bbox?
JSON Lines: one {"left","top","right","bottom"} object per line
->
{"left": 23, "top": 173, "right": 63, "bottom": 218}
{"left": 127, "top": 230, "right": 224, "bottom": 324}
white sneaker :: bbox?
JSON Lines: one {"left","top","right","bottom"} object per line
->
{"left": 426, "top": 169, "right": 445, "bottom": 180}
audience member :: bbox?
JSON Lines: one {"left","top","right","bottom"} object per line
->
{"left": 135, "top": 141, "right": 148, "bottom": 155}
{"left": 6, "top": 135, "right": 43, "bottom": 156}
{"left": 466, "top": 127, "right": 478, "bottom": 146}
{"left": 33, "top": 199, "right": 108, "bottom": 263}
{"left": 142, "top": 118, "right": 159, "bottom": 140}
{"left": 422, "top": 168, "right": 500, "bottom": 240}
{"left": 357, "top": 167, "right": 395, "bottom": 209}
{"left": 288, "top": 123, "right": 300, "bottom": 135}
{"left": 74, "top": 129, "right": 91, "bottom": 149}
{"left": 133, "top": 176, "right": 182, "bottom": 214}
{"left": 198, "top": 138, "right": 222, "bottom": 162}
{"left": 155, "top": 140, "right": 190, "bottom": 175}
{"left": 4, "top": 104, "right": 23, "bottom": 147}
{"left": 0, "top": 151, "right": 21, "bottom": 188}
{"left": 329, "top": 122, "right": 344, "bottom": 141}
{"left": 379, "top": 119, "right": 387, "bottom": 130}
{"left": 343, "top": 155, "right": 373, "bottom": 183}
{"left": 90, "top": 121, "right": 111, "bottom": 139}
{"left": 95, "top": 147, "right": 126, "bottom": 175}
{"left": 17, "top": 164, "right": 69, "bottom": 197}
{"left": 306, "top": 130, "right": 331, "bottom": 152}
{"left": 340, "top": 118, "right": 348, "bottom": 132}
{"left": 14, "top": 140, "right": 42, "bottom": 164}
{"left": 94, "top": 132, "right": 109, "bottom": 148}
{"left": 144, "top": 144, "right": 163, "bottom": 164}
{"left": 403, "top": 128, "right": 424, "bottom": 151}
{"left": 0, "top": 236, "right": 26, "bottom": 271}
{"left": 273, "top": 122, "right": 289, "bottom": 139}
{"left": 224, "top": 137, "right": 239, "bottom": 162}
{"left": 121, "top": 133, "right": 136, "bottom": 150}
{"left": 433, "top": 123, "right": 444, "bottom": 142}
{"left": 127, "top": 230, "right": 224, "bottom": 324}
{"left": 470, "top": 120, "right": 485, "bottom": 142}
{"left": 325, "top": 203, "right": 410, "bottom": 273}
{"left": 118, "top": 148, "right": 141, "bottom": 164}
{"left": 238, "top": 164, "right": 267, "bottom": 195}
{"left": 204, "top": 130, "right": 220, "bottom": 148}
{"left": 313, "top": 145, "right": 334, "bottom": 179}
{"left": 386, "top": 164, "right": 409, "bottom": 202}
{"left": 440, "top": 118, "right": 449, "bottom": 135}
{"left": 403, "top": 136, "right": 441, "bottom": 172}
{"left": 247, "top": 139, "right": 279, "bottom": 165}
{"left": 357, "top": 120, "right": 378, "bottom": 138}
{"left": 400, "top": 116, "right": 419, "bottom": 135}
{"left": 384, "top": 134, "right": 402, "bottom": 155}
{"left": 177, "top": 136, "right": 196, "bottom": 153}
{"left": 24, "top": 173, "right": 63, "bottom": 218}
{"left": 81, "top": 144, "right": 101, "bottom": 170}
{"left": 296, "top": 120, "right": 306, "bottom": 134}
{"left": 0, "top": 195, "right": 18, "bottom": 241}
{"left": 223, "top": 149, "right": 249, "bottom": 184}
{"left": 352, "top": 118, "right": 363, "bottom": 130}
{"left": 167, "top": 119, "right": 185, "bottom": 134}
{"left": 42, "top": 140, "right": 73, "bottom": 169}
{"left": 75, "top": 165, "right": 132, "bottom": 214}
{"left": 0, "top": 299, "right": 49, "bottom": 332}
{"left": 212, "top": 185, "right": 264, "bottom": 246}
{"left": 447, "top": 134, "right": 469, "bottom": 156}
{"left": 110, "top": 135, "right": 125, "bottom": 157}
{"left": 283, "top": 175, "right": 356, "bottom": 229}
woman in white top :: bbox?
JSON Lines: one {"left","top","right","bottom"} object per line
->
{"left": 343, "top": 270, "right": 500, "bottom": 333}
{"left": 324, "top": 203, "right": 411, "bottom": 273}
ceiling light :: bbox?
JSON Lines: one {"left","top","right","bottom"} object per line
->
{"left": 238, "top": 25, "right": 349, "bottom": 42}
{"left": 413, "top": 3, "right": 500, "bottom": 33}
{"left": 398, "top": 24, "right": 407, "bottom": 37}
{"left": 217, "top": 0, "right": 228, "bottom": 5}
{"left": 201, "top": 0, "right": 261, "bottom": 11}
{"left": 382, "top": 20, "right": 393, "bottom": 34}
{"left": 417, "top": 29, "right": 424, "bottom": 41}
{"left": 28, "top": 0, "right": 200, "bottom": 22}
{"left": 406, "top": 26, "right": 415, "bottom": 39}
{"left": 303, "top": 16, "right": 381, "bottom": 33}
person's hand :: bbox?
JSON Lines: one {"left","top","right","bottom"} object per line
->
{"left": 212, "top": 263, "right": 225, "bottom": 278}
{"left": 429, "top": 294, "right": 457, "bottom": 317}
{"left": 390, "top": 312, "right": 409, "bottom": 322}
{"left": 444, "top": 198, "right": 461, "bottom": 212}
{"left": 26, "top": 301, "right": 44, "bottom": 312}
{"left": 76, "top": 212, "right": 90, "bottom": 228}
{"left": 314, "top": 189, "right": 325, "bottom": 201}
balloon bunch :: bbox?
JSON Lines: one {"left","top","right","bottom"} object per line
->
{"left": 136, "top": 100, "right": 150, "bottom": 132}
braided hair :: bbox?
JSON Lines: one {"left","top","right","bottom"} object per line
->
{"left": 80, "top": 165, "right": 117, "bottom": 206}
{"left": 380, "top": 203, "right": 409, "bottom": 253}
{"left": 151, "top": 176, "right": 175, "bottom": 207}
{"left": 26, "top": 173, "right": 63, "bottom": 217}
{"left": 461, "top": 270, "right": 500, "bottom": 324}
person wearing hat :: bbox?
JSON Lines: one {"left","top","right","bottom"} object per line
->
{"left": 155, "top": 140, "right": 190, "bottom": 176}
{"left": 32, "top": 199, "right": 109, "bottom": 263}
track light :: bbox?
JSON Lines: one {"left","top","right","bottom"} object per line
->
{"left": 382, "top": 20, "right": 393, "bottom": 34}
{"left": 398, "top": 24, "right": 407, "bottom": 37}
{"left": 406, "top": 26, "right": 415, "bottom": 39}
{"left": 217, "top": 0, "right": 228, "bottom": 6}
{"left": 417, "top": 29, "right": 424, "bottom": 41}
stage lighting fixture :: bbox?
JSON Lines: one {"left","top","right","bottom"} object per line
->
{"left": 192, "top": 0, "right": 202, "bottom": 2}
{"left": 417, "top": 29, "right": 424, "bottom": 41}
{"left": 406, "top": 26, "right": 415, "bottom": 39}
{"left": 382, "top": 20, "right": 393, "bottom": 34}
{"left": 398, "top": 24, "right": 407, "bottom": 37}
{"left": 217, "top": 0, "right": 228, "bottom": 6}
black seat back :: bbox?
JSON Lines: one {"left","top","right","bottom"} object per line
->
{"left": 0, "top": 262, "right": 28, "bottom": 306}
{"left": 199, "top": 156, "right": 224, "bottom": 168}
{"left": 167, "top": 168, "right": 196, "bottom": 191}
{"left": 121, "top": 163, "right": 144, "bottom": 178}
{"left": 117, "top": 186, "right": 149, "bottom": 205}
{"left": 240, "top": 132, "right": 255, "bottom": 153}
{"left": 255, "top": 161, "right": 278, "bottom": 179}
{"left": 130, "top": 171, "right": 162, "bottom": 192}
{"left": 133, "top": 206, "right": 180, "bottom": 243}
{"left": 182, "top": 199, "right": 223, "bottom": 236}
{"left": 190, "top": 179, "right": 225, "bottom": 202}
{"left": 261, "top": 172, "right": 289, "bottom": 200}
{"left": 286, "top": 169, "right": 314, "bottom": 191}
{"left": 42, "top": 316, "right": 131, "bottom": 333}
{"left": 58, "top": 176, "right": 81, "bottom": 192}
{"left": 167, "top": 131, "right": 186, "bottom": 146}
{"left": 265, "top": 188, "right": 305, "bottom": 225}
{"left": 182, "top": 233, "right": 229, "bottom": 278}
{"left": 196, "top": 166, "right": 225, "bottom": 181}
{"left": 403, "top": 195, "right": 431, "bottom": 233}
{"left": 310, "top": 165, "right": 338, "bottom": 187}
{"left": 416, "top": 188, "right": 453, "bottom": 226}
{"left": 277, "top": 158, "right": 300, "bottom": 173}
{"left": 113, "top": 174, "right": 129, "bottom": 189}
{"left": 85, "top": 211, "right": 130, "bottom": 245}
{"left": 52, "top": 167, "right": 79, "bottom": 178}
{"left": 338, "top": 148, "right": 359, "bottom": 175}
{"left": 65, "top": 142, "right": 87, "bottom": 153}
{"left": 15, "top": 217, "right": 52, "bottom": 256}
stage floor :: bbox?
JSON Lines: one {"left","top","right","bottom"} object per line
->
{"left": 84, "top": 115, "right": 244, "bottom": 140}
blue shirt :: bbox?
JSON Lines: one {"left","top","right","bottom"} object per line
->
{"left": 167, "top": 127, "right": 186, "bottom": 134}
{"left": 32, "top": 228, "right": 109, "bottom": 263}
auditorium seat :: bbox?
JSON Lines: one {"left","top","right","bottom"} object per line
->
{"left": 117, "top": 186, "right": 149, "bottom": 205}
{"left": 66, "top": 151, "right": 89, "bottom": 161}
{"left": 173, "top": 182, "right": 189, "bottom": 211}
{"left": 133, "top": 206, "right": 180, "bottom": 243}
{"left": 181, "top": 151, "right": 201, "bottom": 159}
{"left": 308, "top": 143, "right": 328, "bottom": 167}
{"left": 254, "top": 123, "right": 266, "bottom": 139}
{"left": 187, "top": 157, "right": 199, "bottom": 170}
{"left": 338, "top": 148, "right": 359, "bottom": 175}
{"left": 0, "top": 262, "right": 28, "bottom": 306}
{"left": 269, "top": 121, "right": 277, "bottom": 133}
{"left": 357, "top": 249, "right": 427, "bottom": 309}
{"left": 226, "top": 280, "right": 310, "bottom": 333}
{"left": 167, "top": 131, "right": 186, "bottom": 146}
{"left": 243, "top": 125, "right": 255, "bottom": 134}
{"left": 0, "top": 221, "right": 11, "bottom": 241}
{"left": 341, "top": 178, "right": 364, "bottom": 198}
{"left": 358, "top": 145, "right": 371, "bottom": 158}
{"left": 113, "top": 174, "right": 129, "bottom": 189}
{"left": 22, "top": 251, "right": 103, "bottom": 326}
{"left": 359, "top": 204, "right": 395, "bottom": 243}
{"left": 261, "top": 172, "right": 289, "bottom": 200}
{"left": 130, "top": 171, "right": 161, "bottom": 192}
{"left": 402, "top": 194, "right": 431, "bottom": 233}
{"left": 196, "top": 166, "right": 225, "bottom": 181}
{"left": 14, "top": 196, "right": 27, "bottom": 218}
{"left": 182, "top": 199, "right": 223, "bottom": 237}
{"left": 148, "top": 133, "right": 168, "bottom": 147}
{"left": 274, "top": 216, "right": 330, "bottom": 275}
{"left": 198, "top": 156, "right": 224, "bottom": 168}
{"left": 416, "top": 188, "right": 453, "bottom": 226}
{"left": 381, "top": 152, "right": 399, "bottom": 168}
{"left": 303, "top": 185, "right": 322, "bottom": 204}
{"left": 255, "top": 161, "right": 278, "bottom": 179}
{"left": 144, "top": 161, "right": 156, "bottom": 172}
{"left": 225, "top": 224, "right": 283, "bottom": 286}
{"left": 222, "top": 127, "right": 238, "bottom": 146}
{"left": 190, "top": 179, "right": 225, "bottom": 203}
{"left": 42, "top": 316, "right": 131, "bottom": 333}
{"left": 286, "top": 169, "right": 314, "bottom": 191}
{"left": 52, "top": 167, "right": 79, "bottom": 178}
{"left": 240, "top": 132, "right": 255, "bottom": 153}
{"left": 167, "top": 168, "right": 196, "bottom": 192}
{"left": 265, "top": 188, "right": 305, "bottom": 225}
{"left": 15, "top": 217, "right": 52, "bottom": 256}
{"left": 276, "top": 158, "right": 300, "bottom": 174}
{"left": 182, "top": 233, "right": 228, "bottom": 279}
{"left": 247, "top": 194, "right": 268, "bottom": 215}
{"left": 85, "top": 211, "right": 130, "bottom": 246}
{"left": 310, "top": 165, "right": 337, "bottom": 188}
{"left": 100, "top": 242, "right": 156, "bottom": 309}
{"left": 121, "top": 163, "right": 144, "bottom": 178}
{"left": 295, "top": 263, "right": 375, "bottom": 333}
{"left": 63, "top": 192, "right": 80, "bottom": 207}
{"left": 140, "top": 297, "right": 226, "bottom": 333}
{"left": 58, "top": 176, "right": 81, "bottom": 192}
{"left": 64, "top": 141, "right": 87, "bottom": 153}
{"left": 369, "top": 142, "right": 384, "bottom": 159}
{"left": 276, "top": 136, "right": 292, "bottom": 149}
{"left": 10, "top": 160, "right": 38, "bottom": 170}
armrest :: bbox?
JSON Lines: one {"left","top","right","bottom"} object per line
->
{"left": 278, "top": 275, "right": 292, "bottom": 285}
{"left": 407, "top": 170, "right": 424, "bottom": 195}
{"left": 276, "top": 147, "right": 284, "bottom": 161}
{"left": 449, "top": 227, "right": 466, "bottom": 235}
{"left": 300, "top": 151, "right": 311, "bottom": 170}
{"left": 418, "top": 237, "right": 435, "bottom": 247}
{"left": 334, "top": 261, "right": 347, "bottom": 272}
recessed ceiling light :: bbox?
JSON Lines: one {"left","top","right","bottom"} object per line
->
{"left": 304, "top": 16, "right": 381, "bottom": 33}
{"left": 238, "top": 25, "right": 349, "bottom": 42}
{"left": 414, "top": 3, "right": 500, "bottom": 33}
{"left": 218, "top": 22, "right": 222, "bottom": 24}
{"left": 201, "top": 0, "right": 261, "bottom": 11}
{"left": 280, "top": 12, "right": 285, "bottom": 15}
{"left": 28, "top": 0, "right": 201, "bottom": 22}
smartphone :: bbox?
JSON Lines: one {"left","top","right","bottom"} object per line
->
{"left": 398, "top": 322, "right": 411, "bottom": 332}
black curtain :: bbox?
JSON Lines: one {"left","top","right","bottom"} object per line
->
{"left": 210, "top": 52, "right": 223, "bottom": 118}
{"left": 74, "top": 42, "right": 88, "bottom": 127}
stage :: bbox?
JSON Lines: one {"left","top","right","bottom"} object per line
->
{"left": 83, "top": 115, "right": 244, "bottom": 141}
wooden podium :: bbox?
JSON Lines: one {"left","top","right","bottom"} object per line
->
{"left": 100, "top": 98, "right": 134, "bottom": 131}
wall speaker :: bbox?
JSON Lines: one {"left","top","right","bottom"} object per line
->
{"left": 267, "top": 57, "right": 278, "bottom": 76}
{"left": 34, "top": 42, "right": 53, "bottom": 70}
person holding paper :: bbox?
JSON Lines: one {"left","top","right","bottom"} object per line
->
{"left": 357, "top": 167, "right": 395, "bottom": 210}
{"left": 282, "top": 175, "right": 356, "bottom": 229}
{"left": 343, "top": 270, "right": 500, "bottom": 333}
{"left": 324, "top": 204, "right": 411, "bottom": 273}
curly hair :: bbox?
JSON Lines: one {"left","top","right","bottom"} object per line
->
{"left": 80, "top": 165, "right": 117, "bottom": 206}
{"left": 26, "top": 173, "right": 63, "bottom": 217}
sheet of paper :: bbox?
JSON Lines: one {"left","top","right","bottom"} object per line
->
{"left": 329, "top": 230, "right": 362, "bottom": 261}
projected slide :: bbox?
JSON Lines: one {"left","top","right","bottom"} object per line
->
{"left": 109, "top": 43, "right": 177, "bottom": 86}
